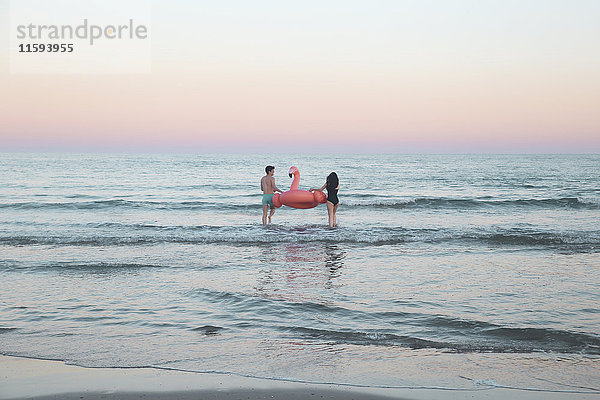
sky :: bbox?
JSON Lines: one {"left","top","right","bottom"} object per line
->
{"left": 0, "top": 0, "right": 599, "bottom": 153}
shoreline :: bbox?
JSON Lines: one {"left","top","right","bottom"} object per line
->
{"left": 2, "top": 355, "right": 599, "bottom": 400}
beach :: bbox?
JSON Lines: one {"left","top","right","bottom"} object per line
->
{"left": 2, "top": 355, "right": 599, "bottom": 400}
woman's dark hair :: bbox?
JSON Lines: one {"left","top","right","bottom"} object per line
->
{"left": 265, "top": 165, "right": 275, "bottom": 174}
{"left": 326, "top": 172, "right": 339, "bottom": 190}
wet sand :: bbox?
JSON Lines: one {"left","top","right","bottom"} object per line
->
{"left": 2, "top": 355, "right": 599, "bottom": 400}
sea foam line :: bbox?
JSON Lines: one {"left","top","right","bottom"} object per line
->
{"left": 2, "top": 353, "right": 598, "bottom": 394}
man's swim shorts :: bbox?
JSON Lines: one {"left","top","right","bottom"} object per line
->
{"left": 262, "top": 193, "right": 274, "bottom": 206}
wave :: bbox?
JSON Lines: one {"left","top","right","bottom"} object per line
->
{"left": 0, "top": 261, "right": 223, "bottom": 272}
{"left": 343, "top": 197, "right": 600, "bottom": 210}
{"left": 189, "top": 288, "right": 600, "bottom": 355}
{"left": 191, "top": 325, "right": 225, "bottom": 335}
{"left": 462, "top": 229, "right": 599, "bottom": 248}
{"left": 1, "top": 196, "right": 598, "bottom": 211}
{"left": 0, "top": 225, "right": 597, "bottom": 251}
{"left": 0, "top": 199, "right": 260, "bottom": 211}
{"left": 281, "top": 325, "right": 600, "bottom": 354}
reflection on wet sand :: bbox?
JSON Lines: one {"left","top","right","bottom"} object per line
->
{"left": 255, "top": 243, "right": 346, "bottom": 304}
{"left": 253, "top": 243, "right": 350, "bottom": 380}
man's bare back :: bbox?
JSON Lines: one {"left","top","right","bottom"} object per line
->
{"left": 261, "top": 175, "right": 277, "bottom": 194}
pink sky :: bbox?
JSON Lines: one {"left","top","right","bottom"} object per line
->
{"left": 1, "top": 1, "right": 599, "bottom": 153}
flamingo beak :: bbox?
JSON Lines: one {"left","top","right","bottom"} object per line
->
{"left": 289, "top": 173, "right": 293, "bottom": 178}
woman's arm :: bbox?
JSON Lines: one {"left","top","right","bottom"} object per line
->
{"left": 309, "top": 182, "right": 327, "bottom": 192}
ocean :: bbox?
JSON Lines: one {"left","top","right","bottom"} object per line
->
{"left": 1, "top": 153, "right": 599, "bottom": 393}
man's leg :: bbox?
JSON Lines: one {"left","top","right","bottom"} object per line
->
{"left": 268, "top": 205, "right": 275, "bottom": 223}
{"left": 262, "top": 204, "right": 268, "bottom": 224}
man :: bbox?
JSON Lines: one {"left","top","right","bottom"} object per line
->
{"left": 261, "top": 165, "right": 282, "bottom": 224}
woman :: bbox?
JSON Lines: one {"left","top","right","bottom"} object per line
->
{"left": 310, "top": 172, "right": 340, "bottom": 227}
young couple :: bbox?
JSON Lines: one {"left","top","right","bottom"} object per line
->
{"left": 261, "top": 165, "right": 340, "bottom": 227}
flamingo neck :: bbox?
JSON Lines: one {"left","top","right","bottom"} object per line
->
{"left": 291, "top": 172, "right": 300, "bottom": 190}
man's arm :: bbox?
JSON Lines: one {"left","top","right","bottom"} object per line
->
{"left": 271, "top": 177, "right": 282, "bottom": 193}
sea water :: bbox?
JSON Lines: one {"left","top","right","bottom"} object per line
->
{"left": 1, "top": 153, "right": 599, "bottom": 393}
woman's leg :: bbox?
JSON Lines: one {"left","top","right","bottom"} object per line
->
{"left": 327, "top": 201, "right": 335, "bottom": 227}
{"left": 332, "top": 203, "right": 339, "bottom": 226}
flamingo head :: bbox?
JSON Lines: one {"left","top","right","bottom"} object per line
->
{"left": 288, "top": 166, "right": 299, "bottom": 178}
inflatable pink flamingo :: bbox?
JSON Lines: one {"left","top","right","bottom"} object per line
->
{"left": 273, "top": 166, "right": 326, "bottom": 209}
